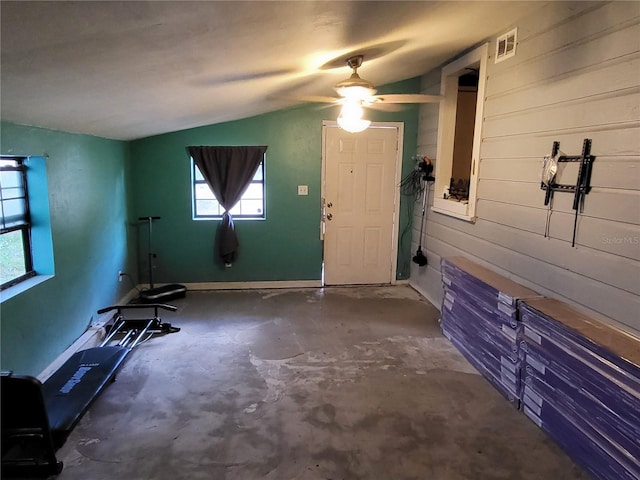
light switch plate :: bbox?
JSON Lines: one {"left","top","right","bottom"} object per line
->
{"left": 298, "top": 185, "right": 308, "bottom": 195}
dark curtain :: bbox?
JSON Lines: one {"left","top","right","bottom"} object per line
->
{"left": 187, "top": 145, "right": 267, "bottom": 265}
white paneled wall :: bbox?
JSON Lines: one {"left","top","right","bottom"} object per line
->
{"left": 410, "top": 1, "right": 640, "bottom": 333}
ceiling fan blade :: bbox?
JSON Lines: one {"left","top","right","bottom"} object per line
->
{"left": 269, "top": 94, "right": 340, "bottom": 104}
{"left": 373, "top": 94, "right": 443, "bottom": 104}
{"left": 296, "top": 95, "right": 341, "bottom": 104}
{"left": 366, "top": 102, "right": 404, "bottom": 112}
{"left": 194, "top": 68, "right": 300, "bottom": 87}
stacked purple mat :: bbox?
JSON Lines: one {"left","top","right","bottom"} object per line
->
{"left": 439, "top": 256, "right": 640, "bottom": 479}
{"left": 519, "top": 298, "right": 640, "bottom": 480}
{"left": 439, "top": 257, "right": 540, "bottom": 406}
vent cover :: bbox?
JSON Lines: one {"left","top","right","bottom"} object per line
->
{"left": 495, "top": 28, "right": 517, "bottom": 63}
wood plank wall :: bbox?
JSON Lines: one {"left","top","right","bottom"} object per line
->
{"left": 410, "top": 1, "right": 640, "bottom": 334}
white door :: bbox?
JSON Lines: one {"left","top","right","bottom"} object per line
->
{"left": 322, "top": 123, "right": 402, "bottom": 285}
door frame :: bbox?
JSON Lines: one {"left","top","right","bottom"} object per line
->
{"left": 320, "top": 121, "right": 404, "bottom": 286}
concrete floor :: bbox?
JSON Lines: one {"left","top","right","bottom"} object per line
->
{"left": 53, "top": 286, "right": 589, "bottom": 480}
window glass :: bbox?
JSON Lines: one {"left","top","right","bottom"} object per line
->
{"left": 0, "top": 229, "right": 27, "bottom": 284}
{"left": 1, "top": 157, "right": 35, "bottom": 289}
{"left": 192, "top": 159, "right": 265, "bottom": 219}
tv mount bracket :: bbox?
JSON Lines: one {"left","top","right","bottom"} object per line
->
{"left": 541, "top": 138, "right": 595, "bottom": 247}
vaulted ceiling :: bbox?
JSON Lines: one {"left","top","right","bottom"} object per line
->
{"left": 1, "top": 1, "right": 538, "bottom": 140}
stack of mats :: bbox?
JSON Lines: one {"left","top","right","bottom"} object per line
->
{"left": 519, "top": 298, "right": 640, "bottom": 480}
{"left": 440, "top": 256, "right": 541, "bottom": 407}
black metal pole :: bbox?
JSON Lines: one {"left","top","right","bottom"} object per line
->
{"left": 138, "top": 216, "right": 161, "bottom": 289}
{"left": 418, "top": 180, "right": 428, "bottom": 247}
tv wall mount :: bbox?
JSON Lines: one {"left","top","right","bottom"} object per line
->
{"left": 541, "top": 138, "right": 595, "bottom": 247}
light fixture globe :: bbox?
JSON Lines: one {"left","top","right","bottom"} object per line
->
{"left": 337, "top": 115, "right": 371, "bottom": 133}
{"left": 337, "top": 99, "right": 371, "bottom": 133}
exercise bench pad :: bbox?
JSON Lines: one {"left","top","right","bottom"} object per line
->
{"left": 42, "top": 346, "right": 130, "bottom": 447}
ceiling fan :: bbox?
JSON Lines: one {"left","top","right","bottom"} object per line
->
{"left": 339, "top": 55, "right": 441, "bottom": 103}
{"left": 296, "top": 55, "right": 442, "bottom": 132}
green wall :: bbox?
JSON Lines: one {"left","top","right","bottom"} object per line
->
{"left": 0, "top": 76, "right": 419, "bottom": 375}
{"left": 129, "top": 77, "right": 420, "bottom": 284}
{"left": 0, "top": 122, "right": 133, "bottom": 376}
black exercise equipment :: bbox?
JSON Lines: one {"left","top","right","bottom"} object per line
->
{"left": 413, "top": 157, "right": 434, "bottom": 267}
{"left": 138, "top": 216, "right": 187, "bottom": 303}
{"left": 1, "top": 374, "right": 63, "bottom": 478}
{"left": 1, "top": 303, "right": 179, "bottom": 478}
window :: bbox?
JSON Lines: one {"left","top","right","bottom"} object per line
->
{"left": 432, "top": 43, "right": 488, "bottom": 221}
{"left": 1, "top": 157, "right": 35, "bottom": 289}
{"left": 192, "top": 159, "right": 265, "bottom": 219}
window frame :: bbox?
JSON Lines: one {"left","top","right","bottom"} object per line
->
{"left": 432, "top": 43, "right": 488, "bottom": 222}
{"left": 191, "top": 157, "right": 266, "bottom": 220}
{"left": 1, "top": 156, "right": 36, "bottom": 290}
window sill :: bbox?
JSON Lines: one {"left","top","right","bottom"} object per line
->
{"left": 1, "top": 274, "right": 54, "bottom": 303}
{"left": 432, "top": 198, "right": 476, "bottom": 222}
{"left": 192, "top": 217, "right": 266, "bottom": 222}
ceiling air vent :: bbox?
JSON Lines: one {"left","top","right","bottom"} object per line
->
{"left": 495, "top": 28, "right": 517, "bottom": 63}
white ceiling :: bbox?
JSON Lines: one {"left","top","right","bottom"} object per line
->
{"left": 1, "top": 1, "right": 539, "bottom": 141}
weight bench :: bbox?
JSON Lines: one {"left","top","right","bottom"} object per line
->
{"left": 1, "top": 303, "right": 179, "bottom": 478}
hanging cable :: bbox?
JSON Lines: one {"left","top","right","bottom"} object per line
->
{"left": 400, "top": 168, "right": 424, "bottom": 201}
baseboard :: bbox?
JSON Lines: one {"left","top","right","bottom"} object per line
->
{"left": 37, "top": 286, "right": 140, "bottom": 382}
{"left": 142, "top": 280, "right": 414, "bottom": 291}
{"left": 186, "top": 280, "right": 408, "bottom": 290}
{"left": 409, "top": 281, "right": 440, "bottom": 311}
{"left": 180, "top": 280, "right": 323, "bottom": 290}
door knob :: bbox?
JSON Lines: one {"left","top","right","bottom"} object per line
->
{"left": 327, "top": 213, "right": 333, "bottom": 221}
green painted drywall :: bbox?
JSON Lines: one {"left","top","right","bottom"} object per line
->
{"left": 129, "top": 77, "right": 420, "bottom": 284}
{"left": 0, "top": 122, "right": 133, "bottom": 376}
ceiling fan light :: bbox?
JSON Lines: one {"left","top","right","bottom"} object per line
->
{"left": 335, "top": 84, "right": 377, "bottom": 101}
{"left": 335, "top": 72, "right": 377, "bottom": 101}
{"left": 340, "top": 100, "right": 365, "bottom": 119}
{"left": 337, "top": 115, "right": 371, "bottom": 133}
{"left": 337, "top": 102, "right": 370, "bottom": 133}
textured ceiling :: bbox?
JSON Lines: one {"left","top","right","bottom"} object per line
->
{"left": 1, "top": 1, "right": 538, "bottom": 140}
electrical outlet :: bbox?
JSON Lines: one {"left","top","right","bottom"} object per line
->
{"left": 118, "top": 271, "right": 124, "bottom": 282}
